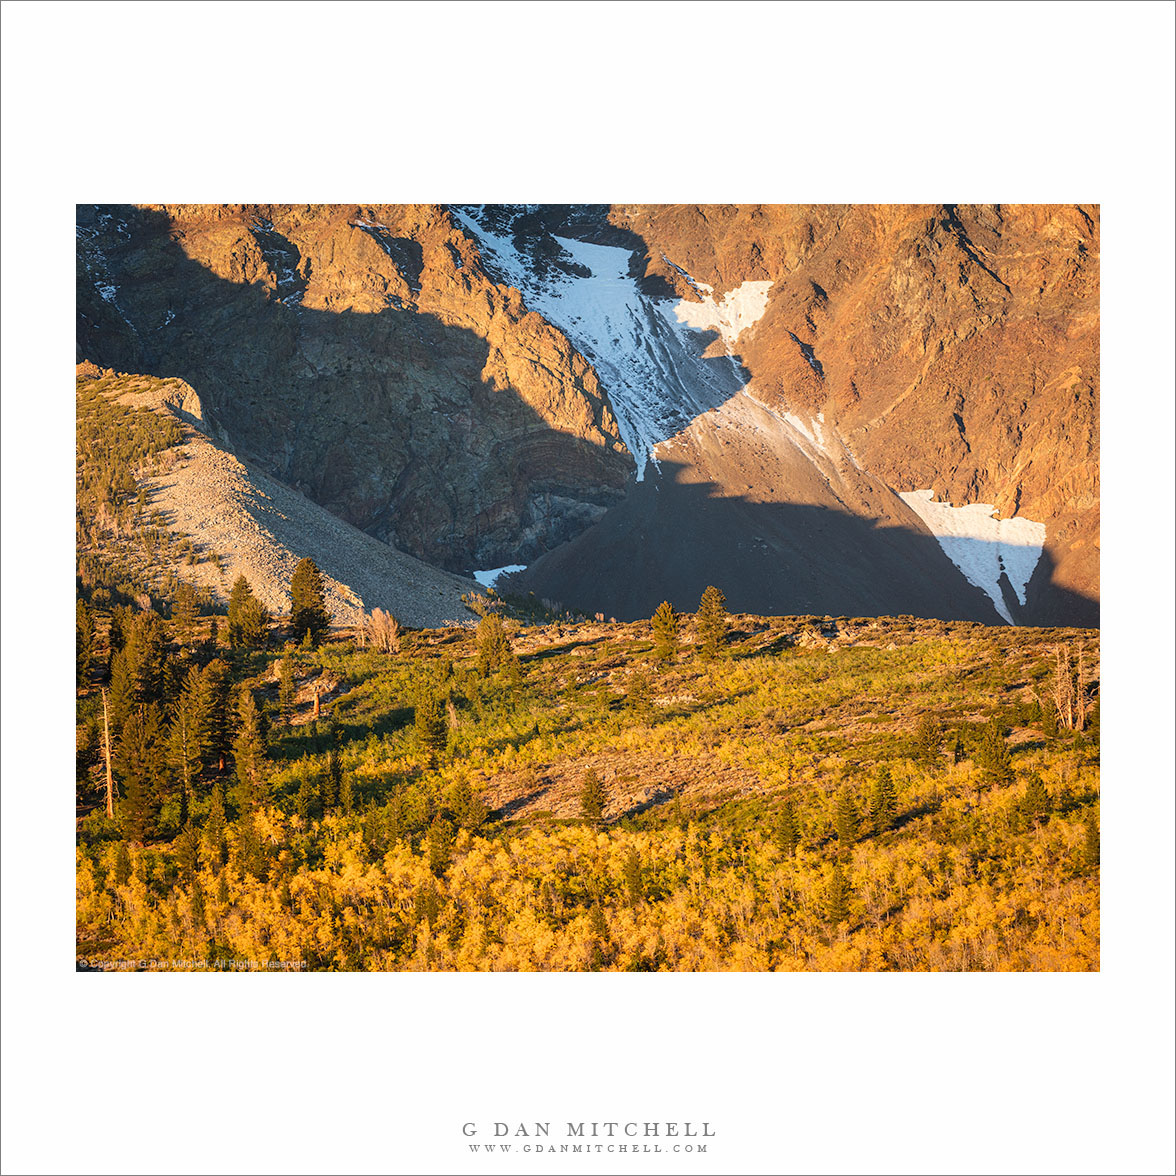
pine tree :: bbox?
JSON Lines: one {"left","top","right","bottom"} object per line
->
{"left": 580, "top": 768, "right": 606, "bottom": 824}
{"left": 826, "top": 863, "right": 850, "bottom": 926}
{"left": 914, "top": 716, "right": 941, "bottom": 768}
{"left": 651, "top": 600, "right": 679, "bottom": 663}
{"left": 953, "top": 733, "right": 966, "bottom": 764}
{"left": 76, "top": 598, "right": 95, "bottom": 688}
{"left": 776, "top": 797, "right": 800, "bottom": 856}
{"left": 236, "top": 594, "right": 270, "bottom": 649}
{"left": 278, "top": 653, "right": 296, "bottom": 726}
{"left": 414, "top": 691, "right": 449, "bottom": 763}
{"left": 110, "top": 840, "right": 132, "bottom": 887}
{"left": 626, "top": 669, "right": 653, "bottom": 723}
{"left": 232, "top": 688, "right": 268, "bottom": 811}
{"left": 296, "top": 772, "right": 313, "bottom": 823}
{"left": 321, "top": 748, "right": 342, "bottom": 815}
{"left": 1081, "top": 811, "right": 1099, "bottom": 872}
{"left": 978, "top": 717, "right": 1013, "bottom": 786}
{"left": 201, "top": 659, "right": 233, "bottom": 775}
{"left": 870, "top": 764, "right": 897, "bottom": 832}
{"left": 427, "top": 816, "right": 455, "bottom": 876}
{"left": 476, "top": 612, "right": 510, "bottom": 677}
{"left": 339, "top": 771, "right": 354, "bottom": 816}
{"left": 171, "top": 581, "right": 200, "bottom": 649}
{"left": 696, "top": 585, "right": 728, "bottom": 661}
{"left": 1021, "top": 772, "right": 1051, "bottom": 826}
{"left": 203, "top": 783, "right": 228, "bottom": 871}
{"left": 169, "top": 667, "right": 213, "bottom": 824}
{"left": 1041, "top": 697, "right": 1059, "bottom": 738}
{"left": 110, "top": 609, "right": 167, "bottom": 725}
{"left": 227, "top": 575, "right": 255, "bottom": 648}
{"left": 621, "top": 846, "right": 643, "bottom": 905}
{"left": 835, "top": 786, "right": 858, "bottom": 849}
{"left": 290, "top": 557, "right": 330, "bottom": 644}
{"left": 115, "top": 704, "right": 167, "bottom": 843}
{"left": 236, "top": 810, "right": 265, "bottom": 879}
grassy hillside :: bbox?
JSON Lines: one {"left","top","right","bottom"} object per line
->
{"left": 76, "top": 601, "right": 1099, "bottom": 971}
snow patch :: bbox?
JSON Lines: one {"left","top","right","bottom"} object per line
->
{"left": 899, "top": 490, "right": 1046, "bottom": 625}
{"left": 453, "top": 207, "right": 765, "bottom": 481}
{"left": 472, "top": 564, "right": 527, "bottom": 588}
{"left": 670, "top": 280, "right": 773, "bottom": 349}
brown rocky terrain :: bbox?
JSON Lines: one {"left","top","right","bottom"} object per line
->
{"left": 77, "top": 203, "right": 1098, "bottom": 626}
{"left": 611, "top": 204, "right": 1099, "bottom": 624}
{"left": 90, "top": 369, "right": 477, "bottom": 628}
{"left": 76, "top": 204, "right": 632, "bottom": 572}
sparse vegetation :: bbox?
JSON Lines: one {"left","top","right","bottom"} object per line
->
{"left": 76, "top": 605, "right": 1100, "bottom": 971}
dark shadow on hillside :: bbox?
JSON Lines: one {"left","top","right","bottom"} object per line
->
{"left": 75, "top": 204, "right": 633, "bottom": 575}
{"left": 512, "top": 457, "right": 1101, "bottom": 627}
{"left": 451, "top": 204, "right": 752, "bottom": 440}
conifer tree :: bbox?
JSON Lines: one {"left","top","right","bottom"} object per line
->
{"left": 1041, "top": 697, "right": 1059, "bottom": 738}
{"left": 339, "top": 771, "right": 354, "bottom": 816}
{"left": 169, "top": 667, "right": 213, "bottom": 824}
{"left": 290, "top": 557, "right": 330, "bottom": 644}
{"left": 953, "top": 733, "right": 967, "bottom": 764}
{"left": 227, "top": 575, "right": 254, "bottom": 648}
{"left": 914, "top": 716, "right": 941, "bottom": 768}
{"left": 232, "top": 687, "right": 268, "bottom": 811}
{"left": 826, "top": 863, "right": 850, "bottom": 926}
{"left": 414, "top": 691, "right": 449, "bottom": 763}
{"left": 201, "top": 659, "right": 233, "bottom": 775}
{"left": 278, "top": 654, "right": 296, "bottom": 726}
{"left": 1021, "top": 772, "right": 1051, "bottom": 826}
{"left": 696, "top": 585, "right": 728, "bottom": 661}
{"left": 115, "top": 704, "right": 167, "bottom": 843}
{"left": 651, "top": 600, "right": 679, "bottom": 663}
{"left": 835, "top": 786, "right": 858, "bottom": 849}
{"left": 978, "top": 717, "right": 1013, "bottom": 786}
{"left": 870, "top": 764, "right": 897, "bottom": 832}
{"left": 203, "top": 783, "right": 228, "bottom": 871}
{"left": 76, "top": 599, "right": 95, "bottom": 688}
{"left": 171, "top": 581, "right": 200, "bottom": 649}
{"left": 621, "top": 846, "right": 643, "bottom": 905}
{"left": 580, "top": 768, "right": 607, "bottom": 824}
{"left": 236, "top": 810, "right": 265, "bottom": 879}
{"left": 427, "top": 816, "right": 455, "bottom": 876}
{"left": 237, "top": 594, "right": 270, "bottom": 649}
{"left": 296, "top": 772, "right": 313, "bottom": 823}
{"left": 776, "top": 797, "right": 800, "bottom": 856}
{"left": 1081, "top": 811, "right": 1099, "bottom": 872}
{"left": 476, "top": 612, "right": 510, "bottom": 677}
{"left": 113, "top": 839, "right": 133, "bottom": 887}
{"left": 626, "top": 669, "right": 653, "bottom": 723}
{"left": 110, "top": 609, "right": 167, "bottom": 724}
{"left": 321, "top": 748, "right": 342, "bottom": 815}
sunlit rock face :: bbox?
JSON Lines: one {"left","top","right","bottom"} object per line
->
{"left": 78, "top": 203, "right": 1098, "bottom": 625}
{"left": 76, "top": 203, "right": 633, "bottom": 573}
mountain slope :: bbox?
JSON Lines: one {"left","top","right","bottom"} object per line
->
{"left": 77, "top": 203, "right": 1098, "bottom": 626}
{"left": 78, "top": 367, "right": 476, "bottom": 627}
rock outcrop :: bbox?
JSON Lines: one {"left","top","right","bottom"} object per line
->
{"left": 76, "top": 203, "right": 632, "bottom": 573}
{"left": 611, "top": 204, "right": 1099, "bottom": 624}
{"left": 77, "top": 203, "right": 1098, "bottom": 626}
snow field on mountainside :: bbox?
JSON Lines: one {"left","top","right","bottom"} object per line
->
{"left": 899, "top": 490, "right": 1046, "bottom": 624}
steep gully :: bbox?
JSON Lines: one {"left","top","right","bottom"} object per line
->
{"left": 454, "top": 207, "right": 1041, "bottom": 625}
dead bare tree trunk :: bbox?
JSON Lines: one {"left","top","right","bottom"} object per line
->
{"left": 102, "top": 687, "right": 114, "bottom": 819}
{"left": 1053, "top": 645, "right": 1075, "bottom": 731}
{"left": 1076, "top": 641, "right": 1088, "bottom": 732}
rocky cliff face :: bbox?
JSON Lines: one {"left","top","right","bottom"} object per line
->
{"left": 76, "top": 203, "right": 632, "bottom": 572}
{"left": 77, "top": 202, "right": 1098, "bottom": 625}
{"left": 610, "top": 204, "right": 1099, "bottom": 624}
